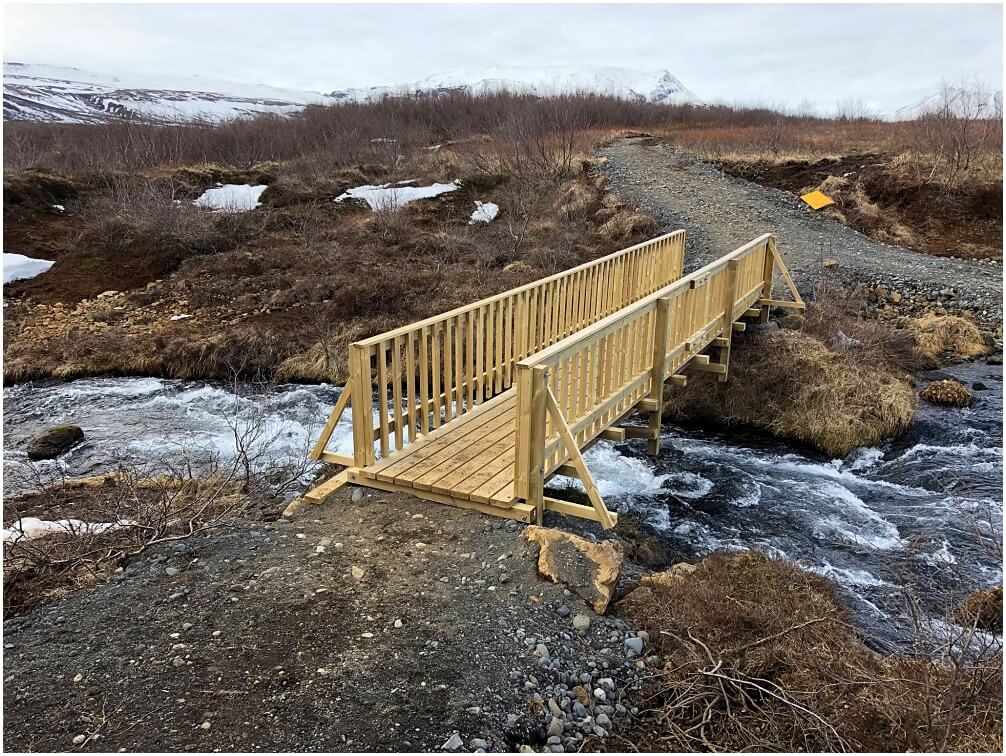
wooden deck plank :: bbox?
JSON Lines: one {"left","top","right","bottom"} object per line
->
{"left": 375, "top": 404, "right": 514, "bottom": 483}
{"left": 361, "top": 390, "right": 513, "bottom": 478}
{"left": 396, "top": 408, "right": 517, "bottom": 487}
{"left": 432, "top": 435, "right": 515, "bottom": 497}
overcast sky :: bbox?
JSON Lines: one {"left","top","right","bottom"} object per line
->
{"left": 4, "top": 2, "right": 1003, "bottom": 114}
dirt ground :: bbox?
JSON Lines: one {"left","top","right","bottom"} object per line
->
{"left": 2, "top": 486, "right": 657, "bottom": 753}
{"left": 716, "top": 154, "right": 1001, "bottom": 261}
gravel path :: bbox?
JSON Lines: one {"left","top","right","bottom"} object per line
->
{"left": 3, "top": 488, "right": 654, "bottom": 753}
{"left": 600, "top": 138, "right": 1002, "bottom": 321}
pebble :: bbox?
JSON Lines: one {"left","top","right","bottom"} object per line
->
{"left": 571, "top": 614, "right": 591, "bottom": 632}
{"left": 394, "top": 619, "right": 403, "bottom": 629}
{"left": 73, "top": 673, "right": 83, "bottom": 683}
{"left": 624, "top": 637, "right": 644, "bottom": 655}
{"left": 442, "top": 732, "right": 463, "bottom": 750}
{"left": 72, "top": 735, "right": 86, "bottom": 745}
{"left": 470, "top": 738, "right": 488, "bottom": 750}
{"left": 351, "top": 566, "right": 365, "bottom": 580}
{"left": 546, "top": 717, "right": 564, "bottom": 738}
{"left": 164, "top": 567, "right": 179, "bottom": 577}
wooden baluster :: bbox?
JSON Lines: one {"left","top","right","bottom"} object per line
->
{"left": 405, "top": 331, "right": 416, "bottom": 443}
{"left": 376, "top": 341, "right": 390, "bottom": 457}
{"left": 391, "top": 335, "right": 403, "bottom": 451}
{"left": 443, "top": 318, "right": 455, "bottom": 422}
{"left": 454, "top": 314, "right": 464, "bottom": 416}
{"left": 465, "top": 310, "right": 475, "bottom": 409}
{"left": 431, "top": 323, "right": 442, "bottom": 428}
{"left": 418, "top": 326, "right": 429, "bottom": 435}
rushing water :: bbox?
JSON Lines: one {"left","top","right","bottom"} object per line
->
{"left": 3, "top": 363, "right": 1002, "bottom": 646}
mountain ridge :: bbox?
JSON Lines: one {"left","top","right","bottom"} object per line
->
{"left": 3, "top": 61, "right": 701, "bottom": 124}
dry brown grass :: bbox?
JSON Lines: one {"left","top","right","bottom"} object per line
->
{"left": 614, "top": 551, "right": 1003, "bottom": 752}
{"left": 664, "top": 329, "right": 917, "bottom": 458}
{"left": 920, "top": 378, "right": 974, "bottom": 407}
{"left": 911, "top": 314, "right": 990, "bottom": 367}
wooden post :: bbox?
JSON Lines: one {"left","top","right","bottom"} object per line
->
{"left": 719, "top": 259, "right": 740, "bottom": 382}
{"left": 514, "top": 364, "right": 548, "bottom": 526}
{"left": 349, "top": 343, "right": 376, "bottom": 467}
{"left": 759, "top": 236, "right": 777, "bottom": 323}
{"left": 647, "top": 298, "right": 671, "bottom": 455}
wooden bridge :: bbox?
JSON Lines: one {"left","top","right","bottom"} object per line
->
{"left": 305, "top": 231, "right": 803, "bottom": 528}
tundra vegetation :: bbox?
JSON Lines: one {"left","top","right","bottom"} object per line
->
{"left": 3, "top": 88, "right": 1002, "bottom": 752}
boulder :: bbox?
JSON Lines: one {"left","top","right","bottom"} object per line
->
{"left": 26, "top": 425, "right": 84, "bottom": 460}
{"left": 919, "top": 379, "right": 973, "bottom": 408}
{"left": 523, "top": 526, "right": 624, "bottom": 614}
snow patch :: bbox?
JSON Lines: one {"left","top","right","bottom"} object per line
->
{"left": 336, "top": 181, "right": 459, "bottom": 211}
{"left": 193, "top": 184, "right": 267, "bottom": 212}
{"left": 169, "top": 314, "right": 193, "bottom": 321}
{"left": 3, "top": 517, "right": 135, "bottom": 543}
{"left": 4, "top": 253, "right": 55, "bottom": 284}
{"left": 469, "top": 201, "right": 499, "bottom": 224}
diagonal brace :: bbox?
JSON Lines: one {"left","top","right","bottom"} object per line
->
{"left": 544, "top": 386, "right": 616, "bottom": 529}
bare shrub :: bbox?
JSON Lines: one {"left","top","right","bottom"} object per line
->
{"left": 615, "top": 551, "right": 1002, "bottom": 752}
{"left": 3, "top": 384, "right": 314, "bottom": 616}
{"left": 916, "top": 78, "right": 1002, "bottom": 188}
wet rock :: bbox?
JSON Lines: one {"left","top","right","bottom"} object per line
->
{"left": 920, "top": 379, "right": 973, "bottom": 408}
{"left": 26, "top": 425, "right": 84, "bottom": 460}
{"left": 523, "top": 527, "right": 624, "bottom": 614}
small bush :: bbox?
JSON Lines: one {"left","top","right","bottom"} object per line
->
{"left": 596, "top": 210, "right": 657, "bottom": 242}
{"left": 958, "top": 586, "right": 1004, "bottom": 632}
{"left": 460, "top": 173, "right": 509, "bottom": 193}
{"left": 664, "top": 329, "right": 917, "bottom": 457}
{"left": 911, "top": 314, "right": 990, "bottom": 367}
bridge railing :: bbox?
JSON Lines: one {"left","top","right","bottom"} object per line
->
{"left": 325, "top": 231, "right": 686, "bottom": 466}
{"left": 513, "top": 234, "right": 779, "bottom": 514}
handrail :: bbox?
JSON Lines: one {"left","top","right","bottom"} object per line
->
{"left": 353, "top": 231, "right": 686, "bottom": 347}
{"left": 516, "top": 233, "right": 774, "bottom": 370}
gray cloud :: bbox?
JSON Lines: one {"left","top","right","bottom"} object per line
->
{"left": 4, "top": 3, "right": 1002, "bottom": 114}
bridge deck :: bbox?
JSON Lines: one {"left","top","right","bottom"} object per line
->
{"left": 357, "top": 390, "right": 520, "bottom": 508}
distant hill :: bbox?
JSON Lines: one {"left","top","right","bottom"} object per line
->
{"left": 4, "top": 62, "right": 701, "bottom": 124}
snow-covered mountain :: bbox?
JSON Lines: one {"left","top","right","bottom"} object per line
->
{"left": 330, "top": 65, "right": 701, "bottom": 106}
{"left": 4, "top": 62, "right": 701, "bottom": 124}
{"left": 3, "top": 62, "right": 334, "bottom": 123}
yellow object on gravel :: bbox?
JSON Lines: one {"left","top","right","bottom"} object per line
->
{"left": 800, "top": 190, "right": 835, "bottom": 210}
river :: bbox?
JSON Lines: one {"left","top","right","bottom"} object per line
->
{"left": 4, "top": 362, "right": 1001, "bottom": 647}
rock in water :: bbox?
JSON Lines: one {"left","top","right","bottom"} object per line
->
{"left": 26, "top": 425, "right": 84, "bottom": 460}
{"left": 919, "top": 379, "right": 973, "bottom": 407}
{"left": 523, "top": 526, "right": 624, "bottom": 614}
